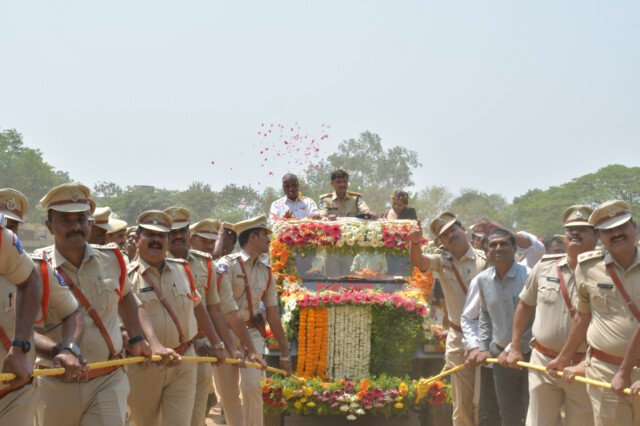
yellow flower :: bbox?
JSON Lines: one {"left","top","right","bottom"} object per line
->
{"left": 394, "top": 396, "right": 403, "bottom": 402}
{"left": 300, "top": 398, "right": 308, "bottom": 403}
{"left": 303, "top": 387, "right": 314, "bottom": 398}
{"left": 283, "top": 389, "right": 295, "bottom": 399}
{"left": 394, "top": 402, "right": 404, "bottom": 409}
{"left": 294, "top": 401, "right": 303, "bottom": 410}
{"left": 306, "top": 401, "right": 316, "bottom": 408}
{"left": 399, "top": 382, "right": 409, "bottom": 397}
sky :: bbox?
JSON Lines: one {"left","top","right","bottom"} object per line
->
{"left": 1, "top": 1, "right": 639, "bottom": 201}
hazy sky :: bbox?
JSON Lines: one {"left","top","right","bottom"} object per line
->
{"left": 2, "top": 1, "right": 638, "bottom": 201}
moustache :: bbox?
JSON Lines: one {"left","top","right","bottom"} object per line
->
{"left": 65, "top": 231, "right": 85, "bottom": 239}
{"left": 147, "top": 242, "right": 164, "bottom": 249}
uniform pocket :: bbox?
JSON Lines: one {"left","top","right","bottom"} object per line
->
{"left": 94, "top": 277, "right": 119, "bottom": 315}
{"left": 538, "top": 285, "right": 560, "bottom": 304}
{"left": 591, "top": 291, "right": 613, "bottom": 314}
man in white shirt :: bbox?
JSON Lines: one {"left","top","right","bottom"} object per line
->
{"left": 268, "top": 173, "right": 318, "bottom": 226}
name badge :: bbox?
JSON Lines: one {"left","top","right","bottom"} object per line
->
{"left": 546, "top": 277, "right": 560, "bottom": 283}
{"left": 140, "top": 286, "right": 154, "bottom": 293}
{"left": 597, "top": 283, "right": 614, "bottom": 289}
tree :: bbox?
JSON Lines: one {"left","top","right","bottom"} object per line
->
{"left": 412, "top": 185, "right": 454, "bottom": 223}
{"left": 1, "top": 128, "right": 70, "bottom": 223}
{"left": 301, "top": 131, "right": 421, "bottom": 214}
{"left": 448, "top": 189, "right": 509, "bottom": 230}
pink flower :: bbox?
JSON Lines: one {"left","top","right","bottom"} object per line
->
{"left": 310, "top": 298, "right": 320, "bottom": 307}
{"left": 403, "top": 299, "right": 416, "bottom": 312}
{"left": 332, "top": 294, "right": 343, "bottom": 304}
{"left": 416, "top": 305, "right": 427, "bottom": 316}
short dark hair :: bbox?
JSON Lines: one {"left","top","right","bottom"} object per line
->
{"left": 282, "top": 173, "right": 298, "bottom": 182}
{"left": 392, "top": 190, "right": 410, "bottom": 204}
{"left": 238, "top": 228, "right": 262, "bottom": 247}
{"left": 47, "top": 209, "right": 53, "bottom": 222}
{"left": 543, "top": 235, "right": 564, "bottom": 251}
{"left": 331, "top": 169, "right": 349, "bottom": 181}
{"left": 486, "top": 228, "right": 516, "bottom": 246}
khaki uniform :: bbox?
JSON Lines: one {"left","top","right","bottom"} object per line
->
{"left": 0, "top": 228, "right": 36, "bottom": 426}
{"left": 37, "top": 243, "right": 132, "bottom": 426}
{"left": 424, "top": 246, "right": 486, "bottom": 426}
{"left": 127, "top": 257, "right": 201, "bottom": 426}
{"left": 168, "top": 249, "right": 220, "bottom": 426}
{"left": 519, "top": 254, "right": 592, "bottom": 426}
{"left": 576, "top": 249, "right": 640, "bottom": 426}
{"left": 214, "top": 250, "right": 276, "bottom": 426}
{"left": 317, "top": 191, "right": 370, "bottom": 218}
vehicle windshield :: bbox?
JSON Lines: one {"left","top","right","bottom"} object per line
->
{"left": 292, "top": 247, "right": 412, "bottom": 282}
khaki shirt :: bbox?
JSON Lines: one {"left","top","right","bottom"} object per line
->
{"left": 423, "top": 246, "right": 487, "bottom": 326}
{"left": 216, "top": 250, "right": 277, "bottom": 321}
{"left": 318, "top": 191, "right": 370, "bottom": 217}
{"left": 41, "top": 243, "right": 132, "bottom": 363}
{"left": 167, "top": 249, "right": 220, "bottom": 306}
{"left": 0, "top": 228, "right": 33, "bottom": 285}
{"left": 577, "top": 249, "right": 640, "bottom": 358}
{"left": 128, "top": 257, "right": 201, "bottom": 348}
{"left": 520, "top": 254, "right": 587, "bottom": 353}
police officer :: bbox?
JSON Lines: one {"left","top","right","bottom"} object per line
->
{"left": 409, "top": 212, "right": 487, "bottom": 426}
{"left": 508, "top": 205, "right": 596, "bottom": 426}
{"left": 88, "top": 206, "right": 112, "bottom": 245}
{"left": 37, "top": 183, "right": 157, "bottom": 426}
{"left": 318, "top": 168, "right": 376, "bottom": 220}
{"left": 0, "top": 191, "right": 42, "bottom": 425}
{"left": 215, "top": 215, "right": 290, "bottom": 426}
{"left": 127, "top": 210, "right": 224, "bottom": 426}
{"left": 106, "top": 217, "right": 128, "bottom": 250}
{"left": 549, "top": 200, "right": 640, "bottom": 425}
{"left": 164, "top": 208, "right": 241, "bottom": 426}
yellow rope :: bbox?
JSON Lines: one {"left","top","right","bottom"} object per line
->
{"left": 485, "top": 358, "right": 632, "bottom": 395}
{"left": 0, "top": 355, "right": 289, "bottom": 382}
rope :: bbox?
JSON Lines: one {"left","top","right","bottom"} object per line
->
{"left": 0, "top": 355, "right": 289, "bottom": 382}
{"left": 414, "top": 358, "right": 634, "bottom": 403}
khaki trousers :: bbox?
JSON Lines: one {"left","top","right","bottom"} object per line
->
{"left": 127, "top": 346, "right": 198, "bottom": 426}
{"left": 191, "top": 359, "right": 214, "bottom": 426}
{"left": 526, "top": 348, "right": 593, "bottom": 426}
{"left": 36, "top": 368, "right": 129, "bottom": 426}
{"left": 0, "top": 384, "right": 37, "bottom": 426}
{"left": 445, "top": 328, "right": 476, "bottom": 426}
{"left": 586, "top": 354, "right": 640, "bottom": 426}
{"left": 213, "top": 328, "right": 264, "bottom": 426}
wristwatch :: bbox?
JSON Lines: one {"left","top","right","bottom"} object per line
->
{"left": 214, "top": 341, "right": 225, "bottom": 350}
{"left": 11, "top": 339, "right": 31, "bottom": 353}
{"left": 61, "top": 343, "right": 82, "bottom": 358}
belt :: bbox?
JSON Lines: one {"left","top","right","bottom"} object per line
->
{"left": 449, "top": 323, "right": 463, "bottom": 333}
{"left": 37, "top": 363, "right": 120, "bottom": 382}
{"left": 533, "top": 341, "right": 585, "bottom": 364}
{"left": 590, "top": 347, "right": 640, "bottom": 367}
{"left": 173, "top": 339, "right": 195, "bottom": 356}
{"left": 0, "top": 378, "right": 33, "bottom": 399}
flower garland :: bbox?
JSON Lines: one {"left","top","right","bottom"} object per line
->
{"left": 330, "top": 305, "right": 371, "bottom": 379}
{"left": 296, "top": 307, "right": 329, "bottom": 379}
{"left": 262, "top": 375, "right": 451, "bottom": 420}
{"left": 415, "top": 380, "right": 450, "bottom": 405}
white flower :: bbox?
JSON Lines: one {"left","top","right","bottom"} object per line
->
{"left": 340, "top": 405, "right": 350, "bottom": 412}
{"left": 346, "top": 414, "right": 357, "bottom": 421}
{"left": 356, "top": 408, "right": 365, "bottom": 416}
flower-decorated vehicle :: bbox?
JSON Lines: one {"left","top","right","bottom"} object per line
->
{"left": 265, "top": 218, "right": 450, "bottom": 423}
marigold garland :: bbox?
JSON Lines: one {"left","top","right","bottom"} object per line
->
{"left": 297, "top": 307, "right": 329, "bottom": 378}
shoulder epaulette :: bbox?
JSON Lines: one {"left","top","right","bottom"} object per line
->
{"left": 126, "top": 262, "right": 138, "bottom": 274}
{"left": 540, "top": 253, "right": 565, "bottom": 261}
{"left": 166, "top": 257, "right": 187, "bottom": 264}
{"left": 577, "top": 249, "right": 605, "bottom": 264}
{"left": 320, "top": 192, "right": 333, "bottom": 198}
{"left": 226, "top": 253, "right": 242, "bottom": 260}
{"left": 347, "top": 191, "right": 361, "bottom": 197}
{"left": 190, "top": 249, "right": 213, "bottom": 260}
{"left": 29, "top": 251, "right": 47, "bottom": 261}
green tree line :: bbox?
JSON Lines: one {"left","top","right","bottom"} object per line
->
{"left": 2, "top": 127, "right": 638, "bottom": 239}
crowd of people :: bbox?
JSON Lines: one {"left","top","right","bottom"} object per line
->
{"left": 1, "top": 167, "right": 640, "bottom": 426}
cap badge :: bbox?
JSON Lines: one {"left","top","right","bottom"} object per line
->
{"left": 6, "top": 198, "right": 17, "bottom": 211}
{"left": 575, "top": 211, "right": 583, "bottom": 218}
{"left": 70, "top": 191, "right": 79, "bottom": 202}
{"left": 608, "top": 209, "right": 616, "bottom": 217}
{"left": 152, "top": 215, "right": 159, "bottom": 225}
